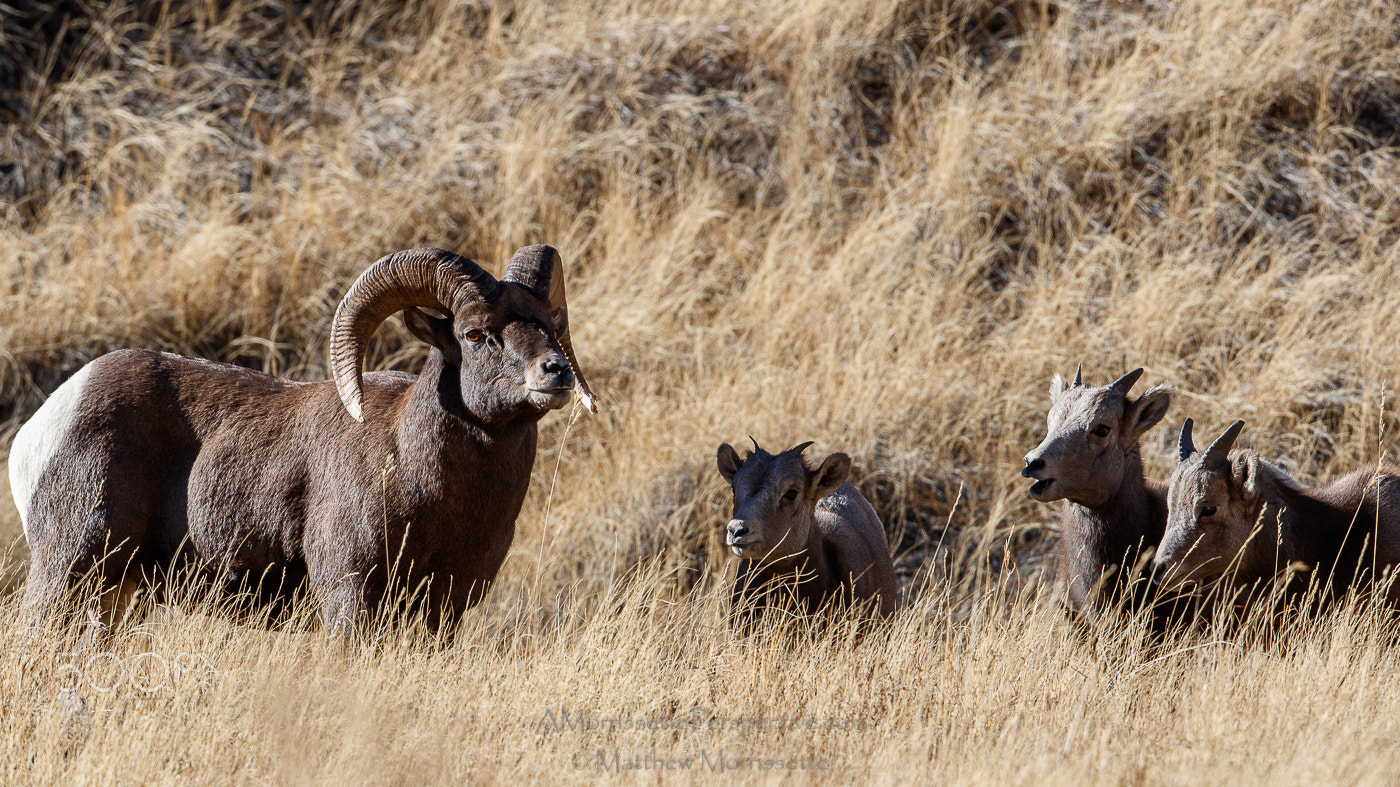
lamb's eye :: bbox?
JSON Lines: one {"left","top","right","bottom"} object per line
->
{"left": 464, "top": 330, "right": 484, "bottom": 343}
{"left": 1200, "top": 506, "right": 1217, "bottom": 518}
{"left": 782, "top": 489, "right": 799, "bottom": 502}
{"left": 1091, "top": 425, "right": 1111, "bottom": 437}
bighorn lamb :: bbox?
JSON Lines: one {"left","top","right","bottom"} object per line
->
{"left": 1021, "top": 367, "right": 1174, "bottom": 618}
{"left": 9, "top": 245, "right": 596, "bottom": 632}
{"left": 716, "top": 440, "right": 898, "bottom": 619}
{"left": 1156, "top": 419, "right": 1400, "bottom": 603}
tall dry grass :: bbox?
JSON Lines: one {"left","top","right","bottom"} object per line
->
{"left": 4, "top": 0, "right": 1400, "bottom": 782}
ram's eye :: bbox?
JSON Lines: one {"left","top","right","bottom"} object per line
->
{"left": 1091, "top": 424, "right": 1111, "bottom": 437}
{"left": 464, "top": 329, "right": 484, "bottom": 343}
{"left": 1200, "top": 506, "right": 1217, "bottom": 518}
{"left": 782, "top": 489, "right": 799, "bottom": 502}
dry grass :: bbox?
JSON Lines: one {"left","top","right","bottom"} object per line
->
{"left": 4, "top": 0, "right": 1400, "bottom": 782}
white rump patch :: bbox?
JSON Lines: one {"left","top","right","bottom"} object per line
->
{"left": 9, "top": 361, "right": 96, "bottom": 538}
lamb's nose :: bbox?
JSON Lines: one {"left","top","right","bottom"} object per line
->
{"left": 1021, "top": 457, "right": 1045, "bottom": 478}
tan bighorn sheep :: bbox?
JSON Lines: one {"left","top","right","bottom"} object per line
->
{"left": 715, "top": 439, "right": 898, "bottom": 621}
{"left": 9, "top": 245, "right": 596, "bottom": 633}
{"left": 1155, "top": 419, "right": 1400, "bottom": 603}
{"left": 1021, "top": 367, "right": 1175, "bottom": 619}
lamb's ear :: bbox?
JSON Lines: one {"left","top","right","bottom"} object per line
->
{"left": 1232, "top": 453, "right": 1261, "bottom": 502}
{"left": 811, "top": 453, "right": 851, "bottom": 498}
{"left": 403, "top": 308, "right": 457, "bottom": 358}
{"left": 1125, "top": 386, "right": 1174, "bottom": 442}
{"left": 716, "top": 443, "right": 743, "bottom": 484}
{"left": 1049, "top": 374, "right": 1066, "bottom": 400}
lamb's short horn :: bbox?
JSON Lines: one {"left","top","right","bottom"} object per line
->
{"left": 790, "top": 441, "right": 815, "bottom": 455}
{"left": 1072, "top": 363, "right": 1083, "bottom": 387}
{"left": 331, "top": 248, "right": 501, "bottom": 423}
{"left": 503, "top": 245, "right": 598, "bottom": 414}
{"left": 748, "top": 436, "right": 764, "bottom": 455}
{"left": 1108, "top": 367, "right": 1144, "bottom": 395}
{"left": 1177, "top": 418, "right": 1196, "bottom": 462}
{"left": 1202, "top": 420, "right": 1245, "bottom": 471}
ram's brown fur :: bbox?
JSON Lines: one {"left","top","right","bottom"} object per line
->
{"left": 9, "top": 246, "right": 594, "bottom": 634}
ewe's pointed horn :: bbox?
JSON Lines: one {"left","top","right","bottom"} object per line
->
{"left": 503, "top": 245, "right": 597, "bottom": 414}
{"left": 790, "top": 441, "right": 815, "bottom": 456}
{"left": 1178, "top": 418, "right": 1196, "bottom": 462}
{"left": 1109, "top": 368, "right": 1144, "bottom": 395}
{"left": 331, "top": 248, "right": 500, "bottom": 423}
{"left": 1072, "top": 363, "right": 1083, "bottom": 387}
{"left": 748, "top": 436, "right": 763, "bottom": 455}
{"left": 1203, "top": 420, "right": 1245, "bottom": 471}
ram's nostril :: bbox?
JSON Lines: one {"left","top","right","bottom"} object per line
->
{"left": 1021, "top": 458, "right": 1045, "bottom": 477}
{"left": 541, "top": 357, "right": 568, "bottom": 375}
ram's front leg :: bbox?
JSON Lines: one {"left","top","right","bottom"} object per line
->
{"left": 312, "top": 563, "right": 374, "bottom": 647}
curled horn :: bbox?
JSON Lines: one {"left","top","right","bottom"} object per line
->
{"left": 1109, "top": 367, "right": 1144, "bottom": 395}
{"left": 1072, "top": 363, "right": 1083, "bottom": 387}
{"left": 1177, "top": 418, "right": 1196, "bottom": 462}
{"left": 331, "top": 248, "right": 501, "bottom": 423}
{"left": 1203, "top": 420, "right": 1245, "bottom": 471}
{"left": 502, "top": 245, "right": 598, "bottom": 413}
{"left": 790, "top": 441, "right": 815, "bottom": 456}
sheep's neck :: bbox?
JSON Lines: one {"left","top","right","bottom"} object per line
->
{"left": 396, "top": 351, "right": 538, "bottom": 497}
{"left": 1264, "top": 472, "right": 1363, "bottom": 578}
{"left": 738, "top": 521, "right": 833, "bottom": 602}
{"left": 1061, "top": 448, "right": 1163, "bottom": 586}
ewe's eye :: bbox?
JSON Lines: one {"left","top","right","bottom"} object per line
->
{"left": 1200, "top": 506, "right": 1217, "bottom": 518}
{"left": 464, "top": 329, "right": 485, "bottom": 343}
{"left": 1091, "top": 424, "right": 1111, "bottom": 438}
{"left": 782, "top": 489, "right": 799, "bottom": 502}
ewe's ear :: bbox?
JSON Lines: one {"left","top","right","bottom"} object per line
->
{"left": 811, "top": 453, "right": 851, "bottom": 499}
{"left": 1125, "top": 386, "right": 1173, "bottom": 442}
{"left": 1049, "top": 374, "right": 1066, "bottom": 400}
{"left": 1232, "top": 453, "right": 1260, "bottom": 502}
{"left": 716, "top": 443, "right": 743, "bottom": 484}
{"left": 403, "top": 308, "right": 458, "bottom": 359}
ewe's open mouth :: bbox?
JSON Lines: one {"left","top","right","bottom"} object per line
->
{"left": 1028, "top": 478, "right": 1054, "bottom": 497}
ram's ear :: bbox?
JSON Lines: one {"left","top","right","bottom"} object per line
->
{"left": 403, "top": 308, "right": 457, "bottom": 359}
{"left": 716, "top": 443, "right": 743, "bottom": 484}
{"left": 1233, "top": 453, "right": 1261, "bottom": 503}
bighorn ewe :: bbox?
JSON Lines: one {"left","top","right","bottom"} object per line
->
{"left": 1155, "top": 419, "right": 1400, "bottom": 603}
{"left": 9, "top": 245, "right": 596, "bottom": 632}
{"left": 1021, "top": 367, "right": 1175, "bottom": 618}
{"left": 715, "top": 440, "right": 898, "bottom": 620}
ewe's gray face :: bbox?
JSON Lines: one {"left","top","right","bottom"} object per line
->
{"left": 1155, "top": 420, "right": 1265, "bottom": 587}
{"left": 716, "top": 442, "right": 850, "bottom": 563}
{"left": 1021, "top": 368, "right": 1172, "bottom": 507}
{"left": 406, "top": 285, "right": 574, "bottom": 422}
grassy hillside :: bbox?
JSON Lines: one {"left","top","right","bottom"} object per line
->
{"left": 4, "top": 0, "right": 1400, "bottom": 782}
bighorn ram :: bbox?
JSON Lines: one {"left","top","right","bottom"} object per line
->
{"left": 1155, "top": 419, "right": 1400, "bottom": 603}
{"left": 1021, "top": 367, "right": 1175, "bottom": 619}
{"left": 9, "top": 245, "right": 596, "bottom": 632}
{"left": 716, "top": 440, "right": 898, "bottom": 620}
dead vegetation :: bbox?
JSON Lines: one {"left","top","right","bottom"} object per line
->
{"left": 4, "top": 0, "right": 1400, "bottom": 783}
